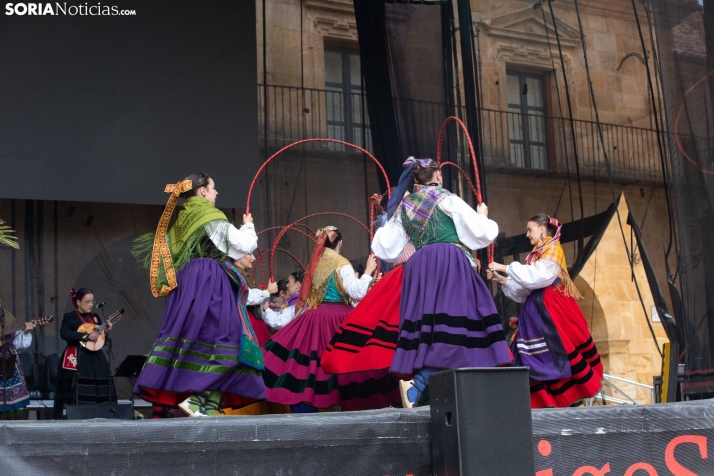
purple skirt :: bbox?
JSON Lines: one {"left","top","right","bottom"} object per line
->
{"left": 390, "top": 243, "right": 512, "bottom": 377}
{"left": 134, "top": 258, "right": 265, "bottom": 407}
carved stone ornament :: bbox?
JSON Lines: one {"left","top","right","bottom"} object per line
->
{"left": 306, "top": 0, "right": 359, "bottom": 40}
{"left": 481, "top": 7, "right": 579, "bottom": 68}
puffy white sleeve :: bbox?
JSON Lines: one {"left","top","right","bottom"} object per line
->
{"left": 502, "top": 279, "right": 532, "bottom": 304}
{"left": 339, "top": 265, "right": 372, "bottom": 301}
{"left": 207, "top": 222, "right": 258, "bottom": 260}
{"left": 507, "top": 260, "right": 559, "bottom": 290}
{"left": 263, "top": 306, "right": 296, "bottom": 330}
{"left": 371, "top": 214, "right": 409, "bottom": 262}
{"left": 247, "top": 288, "right": 270, "bottom": 306}
{"left": 439, "top": 195, "right": 499, "bottom": 250}
{"left": 12, "top": 330, "right": 32, "bottom": 349}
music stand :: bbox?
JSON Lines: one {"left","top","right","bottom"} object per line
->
{"left": 114, "top": 355, "right": 147, "bottom": 414}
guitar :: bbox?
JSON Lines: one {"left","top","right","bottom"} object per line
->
{"left": 78, "top": 309, "right": 124, "bottom": 351}
{"left": 0, "top": 315, "right": 55, "bottom": 348}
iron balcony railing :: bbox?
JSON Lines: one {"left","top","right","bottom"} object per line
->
{"left": 258, "top": 85, "right": 665, "bottom": 184}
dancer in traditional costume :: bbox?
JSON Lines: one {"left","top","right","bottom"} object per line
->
{"left": 133, "top": 173, "right": 270, "bottom": 416}
{"left": 0, "top": 307, "right": 34, "bottom": 420}
{"left": 368, "top": 158, "right": 511, "bottom": 407}
{"left": 53, "top": 288, "right": 116, "bottom": 419}
{"left": 322, "top": 189, "right": 413, "bottom": 376}
{"left": 487, "top": 213, "right": 603, "bottom": 408}
{"left": 233, "top": 264, "right": 274, "bottom": 347}
{"left": 263, "top": 271, "right": 303, "bottom": 331}
{"left": 262, "top": 227, "right": 401, "bottom": 412}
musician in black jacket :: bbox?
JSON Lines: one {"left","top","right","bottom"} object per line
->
{"left": 52, "top": 288, "right": 116, "bottom": 419}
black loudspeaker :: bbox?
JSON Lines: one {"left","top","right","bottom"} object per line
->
{"left": 430, "top": 367, "right": 534, "bottom": 476}
{"left": 66, "top": 403, "right": 133, "bottom": 420}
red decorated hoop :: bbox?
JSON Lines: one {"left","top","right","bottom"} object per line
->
{"left": 436, "top": 117, "right": 492, "bottom": 264}
{"left": 246, "top": 138, "right": 391, "bottom": 214}
{"left": 269, "top": 212, "right": 370, "bottom": 280}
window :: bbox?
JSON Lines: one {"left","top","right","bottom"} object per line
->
{"left": 507, "top": 70, "right": 549, "bottom": 170}
{"left": 324, "top": 46, "right": 371, "bottom": 150}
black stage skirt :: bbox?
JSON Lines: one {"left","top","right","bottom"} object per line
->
{"left": 53, "top": 346, "right": 116, "bottom": 419}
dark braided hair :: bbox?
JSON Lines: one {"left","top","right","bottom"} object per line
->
{"left": 180, "top": 173, "right": 211, "bottom": 199}
{"left": 528, "top": 213, "right": 558, "bottom": 237}
{"left": 323, "top": 228, "right": 343, "bottom": 250}
{"left": 413, "top": 161, "right": 441, "bottom": 186}
{"left": 70, "top": 288, "right": 93, "bottom": 309}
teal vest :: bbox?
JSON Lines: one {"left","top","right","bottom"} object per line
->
{"left": 322, "top": 273, "right": 348, "bottom": 304}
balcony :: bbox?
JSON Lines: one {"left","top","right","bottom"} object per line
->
{"left": 258, "top": 85, "right": 665, "bottom": 185}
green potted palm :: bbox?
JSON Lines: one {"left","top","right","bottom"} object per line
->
{"left": 0, "top": 220, "right": 19, "bottom": 249}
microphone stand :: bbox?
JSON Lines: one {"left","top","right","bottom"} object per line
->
{"left": 73, "top": 306, "right": 90, "bottom": 409}
{"left": 73, "top": 339, "right": 82, "bottom": 409}
{"left": 99, "top": 304, "right": 116, "bottom": 403}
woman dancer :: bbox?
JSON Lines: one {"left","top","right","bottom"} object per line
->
{"left": 322, "top": 189, "right": 413, "bottom": 376}
{"left": 263, "top": 271, "right": 303, "bottom": 332}
{"left": 487, "top": 214, "right": 603, "bottom": 408}
{"left": 370, "top": 158, "right": 511, "bottom": 408}
{"left": 53, "top": 288, "right": 115, "bottom": 419}
{"left": 133, "top": 173, "right": 270, "bottom": 416}
{"left": 262, "top": 227, "right": 401, "bottom": 412}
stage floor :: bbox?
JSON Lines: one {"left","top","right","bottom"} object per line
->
{"left": 2, "top": 401, "right": 713, "bottom": 475}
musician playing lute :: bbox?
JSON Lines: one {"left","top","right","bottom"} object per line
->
{"left": 52, "top": 288, "right": 116, "bottom": 419}
{"left": 0, "top": 305, "right": 35, "bottom": 420}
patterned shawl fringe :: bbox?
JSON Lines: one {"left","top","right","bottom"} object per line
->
{"left": 303, "top": 269, "right": 349, "bottom": 311}
{"left": 549, "top": 265, "right": 583, "bottom": 300}
{"left": 529, "top": 239, "right": 582, "bottom": 300}
{"left": 132, "top": 233, "right": 156, "bottom": 270}
{"left": 560, "top": 274, "right": 583, "bottom": 300}
{"left": 401, "top": 206, "right": 445, "bottom": 248}
{"left": 400, "top": 185, "right": 450, "bottom": 248}
{"left": 132, "top": 221, "right": 228, "bottom": 291}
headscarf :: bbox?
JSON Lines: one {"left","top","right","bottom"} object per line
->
{"left": 387, "top": 157, "right": 434, "bottom": 218}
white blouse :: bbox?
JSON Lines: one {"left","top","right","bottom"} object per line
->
{"left": 338, "top": 265, "right": 372, "bottom": 301}
{"left": 264, "top": 265, "right": 369, "bottom": 326}
{"left": 12, "top": 330, "right": 32, "bottom": 350}
{"left": 247, "top": 288, "right": 270, "bottom": 307}
{"left": 263, "top": 305, "right": 296, "bottom": 330}
{"left": 372, "top": 195, "right": 499, "bottom": 261}
{"left": 207, "top": 222, "right": 258, "bottom": 260}
{"left": 502, "top": 259, "right": 559, "bottom": 303}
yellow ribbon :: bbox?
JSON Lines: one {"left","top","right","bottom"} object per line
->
{"left": 149, "top": 179, "right": 193, "bottom": 297}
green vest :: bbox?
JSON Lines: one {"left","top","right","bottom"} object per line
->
{"left": 406, "top": 208, "right": 460, "bottom": 249}
{"left": 405, "top": 208, "right": 478, "bottom": 267}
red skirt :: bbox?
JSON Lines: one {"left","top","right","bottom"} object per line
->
{"left": 321, "top": 266, "right": 403, "bottom": 374}
{"left": 249, "top": 308, "right": 272, "bottom": 347}
{"left": 525, "top": 286, "right": 603, "bottom": 408}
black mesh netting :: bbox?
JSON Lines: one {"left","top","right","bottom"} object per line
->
{"left": 354, "top": 0, "right": 479, "bottom": 197}
{"left": 652, "top": 0, "right": 714, "bottom": 396}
